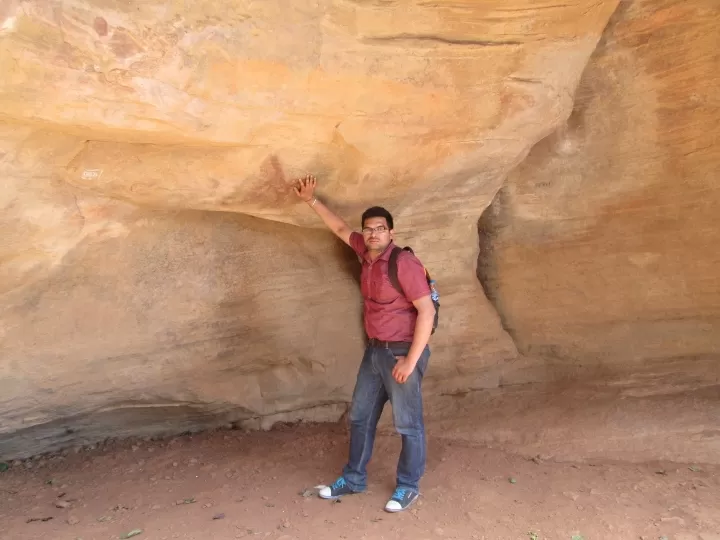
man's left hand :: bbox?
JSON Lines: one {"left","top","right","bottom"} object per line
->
{"left": 392, "top": 356, "right": 416, "bottom": 384}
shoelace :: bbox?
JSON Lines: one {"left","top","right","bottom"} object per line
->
{"left": 393, "top": 488, "right": 407, "bottom": 500}
{"left": 332, "top": 477, "right": 347, "bottom": 490}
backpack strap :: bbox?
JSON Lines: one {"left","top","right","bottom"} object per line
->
{"left": 388, "top": 245, "right": 439, "bottom": 334}
{"left": 388, "top": 246, "right": 414, "bottom": 295}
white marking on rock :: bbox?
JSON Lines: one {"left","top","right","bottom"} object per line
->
{"left": 81, "top": 169, "right": 103, "bottom": 180}
{"left": 1, "top": 16, "right": 17, "bottom": 33}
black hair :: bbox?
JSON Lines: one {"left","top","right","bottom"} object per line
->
{"left": 361, "top": 206, "right": 394, "bottom": 230}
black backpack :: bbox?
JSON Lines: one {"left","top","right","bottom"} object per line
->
{"left": 387, "top": 246, "right": 440, "bottom": 334}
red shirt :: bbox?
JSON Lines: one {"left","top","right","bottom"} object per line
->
{"left": 349, "top": 232, "right": 431, "bottom": 342}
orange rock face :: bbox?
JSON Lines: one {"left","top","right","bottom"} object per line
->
{"left": 478, "top": 0, "right": 720, "bottom": 372}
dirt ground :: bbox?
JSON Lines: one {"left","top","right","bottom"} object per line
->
{"left": 1, "top": 423, "right": 719, "bottom": 540}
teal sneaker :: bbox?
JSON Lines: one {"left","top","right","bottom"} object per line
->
{"left": 318, "top": 477, "right": 359, "bottom": 500}
{"left": 384, "top": 487, "right": 419, "bottom": 512}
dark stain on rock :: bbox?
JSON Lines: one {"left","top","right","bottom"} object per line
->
{"left": 93, "top": 16, "right": 108, "bottom": 37}
{"left": 109, "top": 28, "right": 143, "bottom": 59}
{"left": 258, "top": 154, "right": 289, "bottom": 206}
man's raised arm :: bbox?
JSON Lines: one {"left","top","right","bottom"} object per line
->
{"left": 294, "top": 174, "right": 354, "bottom": 246}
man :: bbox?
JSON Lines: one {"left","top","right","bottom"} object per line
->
{"left": 293, "top": 173, "right": 436, "bottom": 513}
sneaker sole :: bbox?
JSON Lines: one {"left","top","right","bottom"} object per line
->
{"left": 384, "top": 494, "right": 419, "bottom": 513}
{"left": 318, "top": 490, "right": 360, "bottom": 500}
{"left": 318, "top": 493, "right": 352, "bottom": 501}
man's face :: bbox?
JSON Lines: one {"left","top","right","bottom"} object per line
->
{"left": 362, "top": 216, "right": 393, "bottom": 252}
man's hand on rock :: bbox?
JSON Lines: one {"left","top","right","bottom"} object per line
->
{"left": 294, "top": 174, "right": 317, "bottom": 202}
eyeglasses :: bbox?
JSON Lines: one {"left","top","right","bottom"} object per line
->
{"left": 362, "top": 225, "right": 388, "bottom": 235}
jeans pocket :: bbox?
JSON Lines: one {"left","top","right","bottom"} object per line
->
{"left": 416, "top": 347, "right": 430, "bottom": 376}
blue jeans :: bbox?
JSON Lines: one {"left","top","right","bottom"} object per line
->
{"left": 341, "top": 344, "right": 430, "bottom": 492}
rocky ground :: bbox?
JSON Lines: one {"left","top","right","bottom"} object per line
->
{"left": 1, "top": 423, "right": 719, "bottom": 540}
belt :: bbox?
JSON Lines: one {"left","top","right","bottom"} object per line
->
{"left": 368, "top": 338, "right": 412, "bottom": 349}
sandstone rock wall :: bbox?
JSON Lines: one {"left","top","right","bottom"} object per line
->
{"left": 478, "top": 0, "right": 720, "bottom": 384}
{"left": 3, "top": 0, "right": 718, "bottom": 460}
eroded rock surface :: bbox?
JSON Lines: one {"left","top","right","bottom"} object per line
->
{"left": 478, "top": 0, "right": 720, "bottom": 381}
{"left": 3, "top": 0, "right": 718, "bottom": 461}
